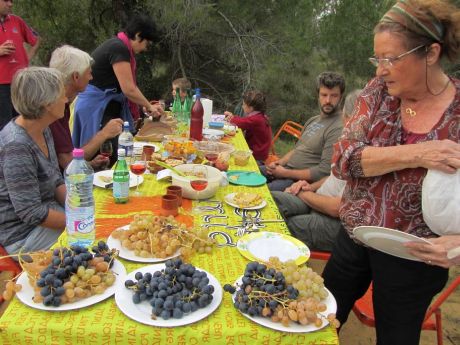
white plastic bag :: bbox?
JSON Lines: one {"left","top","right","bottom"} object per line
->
{"left": 422, "top": 169, "right": 460, "bottom": 235}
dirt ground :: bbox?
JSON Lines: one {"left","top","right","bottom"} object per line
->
{"left": 1, "top": 263, "right": 459, "bottom": 344}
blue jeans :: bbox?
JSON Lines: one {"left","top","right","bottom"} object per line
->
{"left": 0, "top": 84, "right": 16, "bottom": 131}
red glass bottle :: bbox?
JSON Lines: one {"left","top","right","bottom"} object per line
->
{"left": 189, "top": 88, "right": 203, "bottom": 141}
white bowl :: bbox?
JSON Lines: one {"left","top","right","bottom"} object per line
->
{"left": 171, "top": 164, "right": 224, "bottom": 200}
{"left": 202, "top": 128, "right": 225, "bottom": 140}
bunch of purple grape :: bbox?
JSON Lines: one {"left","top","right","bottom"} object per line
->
{"left": 125, "top": 258, "right": 215, "bottom": 320}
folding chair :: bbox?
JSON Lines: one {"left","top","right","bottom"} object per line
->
{"left": 310, "top": 250, "right": 331, "bottom": 261}
{"left": 265, "top": 120, "right": 304, "bottom": 165}
{"left": 0, "top": 244, "right": 22, "bottom": 303}
{"left": 352, "top": 276, "right": 460, "bottom": 345}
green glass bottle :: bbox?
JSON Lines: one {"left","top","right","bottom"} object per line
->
{"left": 172, "top": 87, "right": 182, "bottom": 120}
{"left": 182, "top": 88, "right": 193, "bottom": 125}
{"left": 113, "top": 149, "right": 129, "bottom": 204}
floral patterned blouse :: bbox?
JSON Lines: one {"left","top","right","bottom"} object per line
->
{"left": 333, "top": 77, "right": 460, "bottom": 238}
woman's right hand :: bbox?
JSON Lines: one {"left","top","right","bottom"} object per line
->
{"left": 224, "top": 111, "right": 234, "bottom": 121}
{"left": 145, "top": 103, "right": 164, "bottom": 118}
{"left": 416, "top": 139, "right": 460, "bottom": 173}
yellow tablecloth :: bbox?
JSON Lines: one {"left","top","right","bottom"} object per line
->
{"left": 0, "top": 131, "right": 338, "bottom": 345}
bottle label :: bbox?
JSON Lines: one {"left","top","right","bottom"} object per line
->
{"left": 119, "top": 144, "right": 133, "bottom": 157}
{"left": 66, "top": 206, "right": 95, "bottom": 234}
{"left": 113, "top": 181, "right": 129, "bottom": 199}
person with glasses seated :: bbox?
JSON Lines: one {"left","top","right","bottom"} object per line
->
{"left": 73, "top": 14, "right": 163, "bottom": 166}
{"left": 322, "top": 1, "right": 460, "bottom": 345}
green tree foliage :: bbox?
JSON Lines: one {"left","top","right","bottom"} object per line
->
{"left": 13, "top": 0, "right": 460, "bottom": 135}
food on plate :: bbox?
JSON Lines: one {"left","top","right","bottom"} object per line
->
{"left": 214, "top": 152, "right": 230, "bottom": 171}
{"left": 147, "top": 155, "right": 184, "bottom": 174}
{"left": 233, "top": 192, "right": 262, "bottom": 208}
{"left": 223, "top": 259, "right": 340, "bottom": 328}
{"left": 98, "top": 175, "right": 113, "bottom": 183}
{"left": 111, "top": 214, "right": 216, "bottom": 260}
{"left": 125, "top": 258, "right": 215, "bottom": 319}
{"left": 163, "top": 137, "right": 196, "bottom": 159}
{"left": 12, "top": 242, "right": 118, "bottom": 306}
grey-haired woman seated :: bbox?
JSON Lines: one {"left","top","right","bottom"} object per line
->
{"left": 0, "top": 67, "right": 67, "bottom": 255}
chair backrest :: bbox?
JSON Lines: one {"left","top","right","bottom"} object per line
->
{"left": 265, "top": 121, "right": 304, "bottom": 165}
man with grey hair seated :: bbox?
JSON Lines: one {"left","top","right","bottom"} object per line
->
{"left": 0, "top": 67, "right": 67, "bottom": 254}
{"left": 272, "top": 90, "right": 361, "bottom": 252}
{"left": 49, "top": 45, "right": 123, "bottom": 171}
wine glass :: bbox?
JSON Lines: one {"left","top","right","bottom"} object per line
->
{"left": 204, "top": 142, "right": 218, "bottom": 167}
{"left": 99, "top": 140, "right": 113, "bottom": 170}
{"left": 129, "top": 156, "right": 146, "bottom": 196}
{"left": 190, "top": 165, "right": 208, "bottom": 213}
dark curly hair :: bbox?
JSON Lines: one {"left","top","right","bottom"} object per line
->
{"left": 316, "top": 72, "right": 346, "bottom": 95}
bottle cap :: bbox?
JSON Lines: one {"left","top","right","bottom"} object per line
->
{"left": 72, "top": 148, "right": 84, "bottom": 158}
{"left": 117, "top": 148, "right": 125, "bottom": 156}
{"left": 123, "top": 121, "right": 129, "bottom": 128}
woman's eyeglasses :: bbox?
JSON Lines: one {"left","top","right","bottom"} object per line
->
{"left": 369, "top": 44, "right": 426, "bottom": 68}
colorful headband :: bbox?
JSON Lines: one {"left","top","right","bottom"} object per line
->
{"left": 380, "top": 0, "right": 444, "bottom": 42}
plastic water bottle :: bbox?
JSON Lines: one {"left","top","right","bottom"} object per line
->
{"left": 118, "top": 121, "right": 134, "bottom": 158}
{"left": 65, "top": 148, "right": 95, "bottom": 247}
{"left": 113, "top": 148, "right": 130, "bottom": 204}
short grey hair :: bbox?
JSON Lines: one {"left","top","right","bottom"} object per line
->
{"left": 342, "top": 89, "right": 362, "bottom": 120}
{"left": 11, "top": 67, "right": 64, "bottom": 120}
{"left": 49, "top": 45, "right": 93, "bottom": 84}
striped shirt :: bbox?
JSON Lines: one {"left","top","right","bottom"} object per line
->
{"left": 0, "top": 120, "right": 64, "bottom": 247}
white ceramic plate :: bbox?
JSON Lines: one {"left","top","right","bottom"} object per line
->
{"left": 115, "top": 263, "right": 223, "bottom": 327}
{"left": 224, "top": 192, "right": 267, "bottom": 210}
{"left": 93, "top": 170, "right": 143, "bottom": 188}
{"left": 233, "top": 276, "right": 336, "bottom": 333}
{"left": 133, "top": 142, "right": 160, "bottom": 155}
{"left": 202, "top": 128, "right": 224, "bottom": 139}
{"left": 237, "top": 232, "right": 310, "bottom": 265}
{"left": 15, "top": 259, "right": 126, "bottom": 311}
{"left": 353, "top": 226, "right": 433, "bottom": 261}
{"left": 106, "top": 225, "right": 180, "bottom": 263}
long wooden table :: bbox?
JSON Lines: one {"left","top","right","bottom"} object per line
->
{"left": 0, "top": 131, "right": 338, "bottom": 345}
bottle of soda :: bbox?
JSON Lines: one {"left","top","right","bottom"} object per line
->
{"left": 65, "top": 148, "right": 95, "bottom": 247}
{"left": 118, "top": 121, "right": 133, "bottom": 158}
{"left": 113, "top": 148, "right": 130, "bottom": 204}
{"left": 189, "top": 88, "right": 203, "bottom": 141}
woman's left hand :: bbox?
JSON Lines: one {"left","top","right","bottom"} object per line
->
{"left": 405, "top": 235, "right": 460, "bottom": 268}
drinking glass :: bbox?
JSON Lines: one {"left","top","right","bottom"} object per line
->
{"left": 190, "top": 165, "right": 208, "bottom": 213}
{"left": 129, "top": 156, "right": 146, "bottom": 196}
{"left": 204, "top": 142, "right": 218, "bottom": 167}
{"left": 99, "top": 140, "right": 113, "bottom": 170}
{"left": 5, "top": 40, "right": 17, "bottom": 64}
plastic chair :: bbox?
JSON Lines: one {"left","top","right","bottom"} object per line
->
{"left": 0, "top": 244, "right": 22, "bottom": 303}
{"left": 352, "top": 276, "right": 460, "bottom": 345}
{"left": 265, "top": 120, "right": 304, "bottom": 165}
{"left": 310, "top": 250, "right": 331, "bottom": 261}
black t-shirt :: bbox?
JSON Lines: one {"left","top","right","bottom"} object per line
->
{"left": 90, "top": 37, "right": 130, "bottom": 92}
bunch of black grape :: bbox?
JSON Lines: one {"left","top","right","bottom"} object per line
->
{"left": 223, "top": 261, "right": 299, "bottom": 325}
{"left": 92, "top": 240, "right": 117, "bottom": 268}
{"left": 124, "top": 258, "right": 214, "bottom": 320}
{"left": 35, "top": 245, "right": 93, "bottom": 306}
{"left": 33, "top": 242, "right": 116, "bottom": 307}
